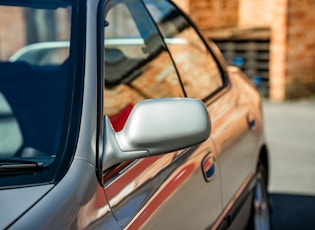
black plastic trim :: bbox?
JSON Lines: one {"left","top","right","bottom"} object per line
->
{"left": 96, "top": 0, "right": 106, "bottom": 185}
{"left": 166, "top": 0, "right": 230, "bottom": 103}
{"left": 211, "top": 175, "right": 256, "bottom": 230}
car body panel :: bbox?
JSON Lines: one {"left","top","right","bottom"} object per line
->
{"left": 0, "top": 184, "right": 54, "bottom": 229}
{"left": 0, "top": 0, "right": 269, "bottom": 228}
{"left": 8, "top": 158, "right": 120, "bottom": 230}
{"left": 207, "top": 68, "right": 260, "bottom": 207}
{"left": 104, "top": 138, "right": 222, "bottom": 229}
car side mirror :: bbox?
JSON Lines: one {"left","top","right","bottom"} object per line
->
{"left": 102, "top": 98, "right": 211, "bottom": 171}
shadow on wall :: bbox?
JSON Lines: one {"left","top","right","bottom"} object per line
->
{"left": 271, "top": 193, "right": 315, "bottom": 230}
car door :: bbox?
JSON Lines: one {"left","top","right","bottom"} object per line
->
{"left": 144, "top": 0, "right": 259, "bottom": 217}
{"left": 100, "top": 0, "right": 222, "bottom": 229}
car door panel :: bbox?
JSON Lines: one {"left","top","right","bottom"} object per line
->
{"left": 102, "top": 0, "right": 222, "bottom": 228}
{"left": 104, "top": 139, "right": 222, "bottom": 229}
{"left": 143, "top": 0, "right": 260, "bottom": 218}
{"left": 206, "top": 85, "right": 258, "bottom": 208}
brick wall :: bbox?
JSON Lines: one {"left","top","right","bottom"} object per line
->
{"left": 285, "top": 0, "right": 315, "bottom": 98}
{"left": 190, "top": 0, "right": 238, "bottom": 29}
{"left": 183, "top": 0, "right": 315, "bottom": 100}
{"left": 0, "top": 6, "right": 71, "bottom": 60}
{"left": 173, "top": 0, "right": 238, "bottom": 29}
{"left": 0, "top": 7, "right": 24, "bottom": 59}
{"left": 1, "top": 0, "right": 314, "bottom": 100}
{"left": 269, "top": 0, "right": 315, "bottom": 100}
{"left": 173, "top": 0, "right": 190, "bottom": 14}
{"left": 238, "top": 0, "right": 273, "bottom": 27}
{"left": 269, "top": 0, "right": 288, "bottom": 101}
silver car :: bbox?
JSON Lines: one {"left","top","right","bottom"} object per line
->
{"left": 0, "top": 0, "right": 270, "bottom": 229}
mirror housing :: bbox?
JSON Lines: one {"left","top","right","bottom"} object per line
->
{"left": 102, "top": 98, "right": 211, "bottom": 171}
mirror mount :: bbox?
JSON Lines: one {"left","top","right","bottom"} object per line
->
{"left": 102, "top": 117, "right": 149, "bottom": 171}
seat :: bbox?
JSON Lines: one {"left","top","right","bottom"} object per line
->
{"left": 0, "top": 61, "right": 68, "bottom": 157}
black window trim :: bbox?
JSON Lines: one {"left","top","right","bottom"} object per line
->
{"left": 96, "top": 0, "right": 106, "bottom": 184}
{"left": 96, "top": 0, "right": 190, "bottom": 184}
{"left": 164, "top": 0, "right": 230, "bottom": 102}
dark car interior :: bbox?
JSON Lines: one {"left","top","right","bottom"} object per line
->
{"left": 0, "top": 61, "right": 68, "bottom": 159}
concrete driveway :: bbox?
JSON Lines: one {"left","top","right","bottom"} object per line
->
{"left": 263, "top": 100, "right": 315, "bottom": 229}
{"left": 263, "top": 100, "right": 315, "bottom": 195}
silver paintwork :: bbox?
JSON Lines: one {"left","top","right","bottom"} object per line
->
{"left": 0, "top": 0, "right": 268, "bottom": 229}
{"left": 73, "top": 0, "right": 99, "bottom": 165}
{"left": 116, "top": 98, "right": 211, "bottom": 154}
{"left": 102, "top": 98, "right": 211, "bottom": 171}
{"left": 0, "top": 184, "right": 54, "bottom": 229}
{"left": 9, "top": 158, "right": 121, "bottom": 230}
{"left": 102, "top": 116, "right": 149, "bottom": 171}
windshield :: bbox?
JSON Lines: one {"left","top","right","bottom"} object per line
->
{"left": 0, "top": 0, "right": 76, "bottom": 187}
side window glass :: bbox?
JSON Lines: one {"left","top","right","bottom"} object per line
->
{"left": 104, "top": 0, "right": 184, "bottom": 131}
{"left": 0, "top": 92, "right": 22, "bottom": 156}
{"left": 144, "top": 0, "right": 224, "bottom": 100}
{"left": 0, "top": 5, "right": 71, "bottom": 159}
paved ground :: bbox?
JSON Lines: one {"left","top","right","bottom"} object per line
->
{"left": 263, "top": 100, "right": 315, "bottom": 229}
{"left": 270, "top": 193, "right": 315, "bottom": 229}
{"left": 263, "top": 100, "right": 315, "bottom": 195}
